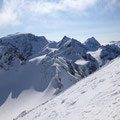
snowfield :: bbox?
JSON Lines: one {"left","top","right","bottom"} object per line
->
{"left": 0, "top": 55, "right": 82, "bottom": 120}
{"left": 16, "top": 57, "right": 120, "bottom": 120}
{"left": 0, "top": 33, "right": 120, "bottom": 120}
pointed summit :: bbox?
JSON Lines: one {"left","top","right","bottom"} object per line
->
{"left": 57, "top": 36, "right": 71, "bottom": 48}
{"left": 62, "top": 36, "right": 70, "bottom": 40}
{"left": 84, "top": 37, "right": 101, "bottom": 51}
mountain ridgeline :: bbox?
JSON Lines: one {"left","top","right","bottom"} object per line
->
{"left": 0, "top": 33, "right": 120, "bottom": 120}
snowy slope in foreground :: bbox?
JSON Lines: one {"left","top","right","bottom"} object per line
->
{"left": 0, "top": 55, "right": 83, "bottom": 120}
{"left": 16, "top": 57, "right": 120, "bottom": 120}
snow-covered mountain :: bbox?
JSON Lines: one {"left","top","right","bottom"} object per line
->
{"left": 15, "top": 56, "right": 120, "bottom": 120}
{"left": 0, "top": 33, "right": 49, "bottom": 70}
{"left": 109, "top": 40, "right": 120, "bottom": 48}
{"left": 84, "top": 37, "right": 101, "bottom": 51}
{"left": 0, "top": 33, "right": 48, "bottom": 58}
{"left": 0, "top": 33, "right": 120, "bottom": 120}
{"left": 0, "top": 55, "right": 84, "bottom": 120}
{"left": 88, "top": 44, "right": 120, "bottom": 66}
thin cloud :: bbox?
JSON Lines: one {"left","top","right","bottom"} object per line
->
{"left": 0, "top": 0, "right": 23, "bottom": 28}
{"left": 105, "top": 0, "right": 120, "bottom": 10}
{"left": 0, "top": 0, "right": 98, "bottom": 28}
{"left": 26, "top": 0, "right": 98, "bottom": 14}
{"left": 0, "top": 0, "right": 119, "bottom": 28}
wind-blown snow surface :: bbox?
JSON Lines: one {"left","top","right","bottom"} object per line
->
{"left": 0, "top": 33, "right": 99, "bottom": 120}
{"left": 0, "top": 33, "right": 120, "bottom": 120}
{"left": 0, "top": 55, "right": 82, "bottom": 120}
{"left": 16, "top": 57, "right": 120, "bottom": 120}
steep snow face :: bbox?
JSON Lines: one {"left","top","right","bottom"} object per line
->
{"left": 57, "top": 36, "right": 71, "bottom": 48}
{"left": 49, "top": 37, "right": 87, "bottom": 61}
{"left": 0, "top": 34, "right": 100, "bottom": 120}
{"left": 100, "top": 45, "right": 120, "bottom": 66}
{"left": 37, "top": 41, "right": 58, "bottom": 56}
{"left": 110, "top": 41, "right": 120, "bottom": 48}
{"left": 0, "top": 55, "right": 86, "bottom": 120}
{"left": 47, "top": 37, "right": 99, "bottom": 74}
{"left": 0, "top": 33, "right": 48, "bottom": 59}
{"left": 0, "top": 56, "right": 83, "bottom": 105}
{"left": 84, "top": 37, "right": 101, "bottom": 51}
{"left": 16, "top": 57, "right": 120, "bottom": 120}
{"left": 0, "top": 33, "right": 49, "bottom": 70}
{"left": 88, "top": 44, "right": 120, "bottom": 66}
{"left": 0, "top": 34, "right": 99, "bottom": 72}
{"left": 1, "top": 33, "right": 120, "bottom": 120}
{"left": 46, "top": 37, "right": 99, "bottom": 77}
{"left": 0, "top": 46, "right": 23, "bottom": 70}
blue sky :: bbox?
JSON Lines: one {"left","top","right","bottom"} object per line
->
{"left": 0, "top": 0, "right": 120, "bottom": 44}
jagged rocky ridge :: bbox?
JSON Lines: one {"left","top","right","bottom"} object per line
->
{"left": 0, "top": 33, "right": 48, "bottom": 70}
{"left": 16, "top": 56, "right": 120, "bottom": 120}
{"left": 0, "top": 33, "right": 120, "bottom": 120}
{"left": 0, "top": 34, "right": 99, "bottom": 105}
{"left": 0, "top": 33, "right": 120, "bottom": 96}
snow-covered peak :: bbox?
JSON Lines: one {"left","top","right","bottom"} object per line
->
{"left": 0, "top": 33, "right": 49, "bottom": 59}
{"left": 84, "top": 37, "right": 101, "bottom": 51}
{"left": 0, "top": 33, "right": 120, "bottom": 120}
{"left": 100, "top": 44, "right": 120, "bottom": 66}
{"left": 58, "top": 36, "right": 85, "bottom": 49}
{"left": 88, "top": 44, "right": 120, "bottom": 67}
{"left": 85, "top": 37, "right": 99, "bottom": 44}
{"left": 0, "top": 33, "right": 50, "bottom": 70}
{"left": 48, "top": 41, "right": 86, "bottom": 62}
{"left": 63, "top": 38, "right": 84, "bottom": 48}
{"left": 62, "top": 35, "right": 70, "bottom": 40}
{"left": 0, "top": 33, "right": 48, "bottom": 46}
{"left": 57, "top": 36, "right": 71, "bottom": 48}
{"left": 109, "top": 40, "right": 120, "bottom": 47}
